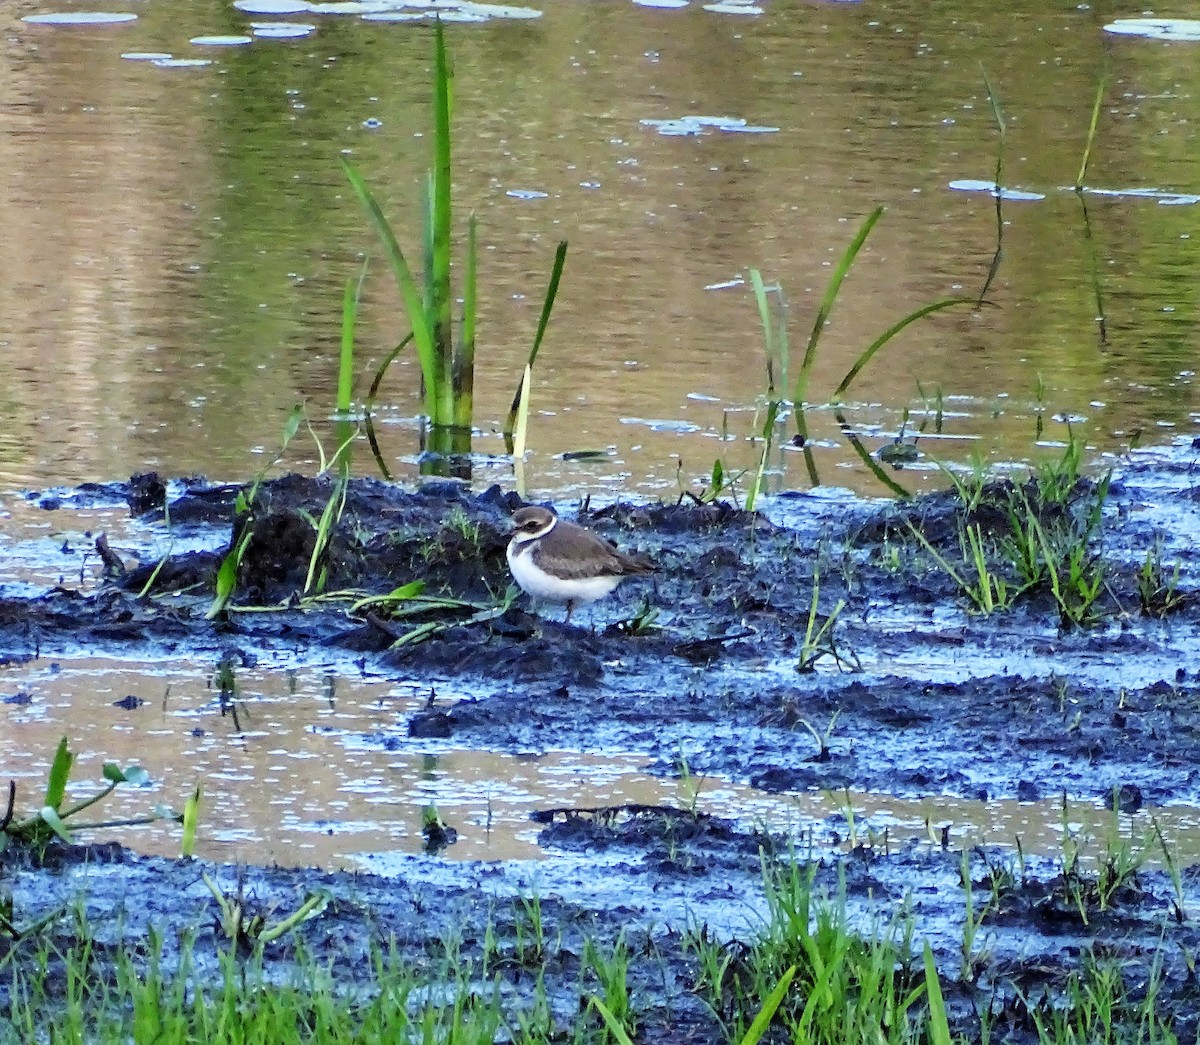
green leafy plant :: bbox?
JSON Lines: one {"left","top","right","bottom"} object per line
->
{"left": 0, "top": 737, "right": 169, "bottom": 854}
{"left": 202, "top": 869, "right": 329, "bottom": 954}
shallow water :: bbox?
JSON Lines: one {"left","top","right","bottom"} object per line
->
{"left": 4, "top": 453, "right": 1200, "bottom": 873}
{"left": 2, "top": 0, "right": 1200, "bottom": 499}
{"left": 6, "top": 655, "right": 1200, "bottom": 869}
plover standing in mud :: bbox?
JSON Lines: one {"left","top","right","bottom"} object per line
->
{"left": 506, "top": 505, "right": 656, "bottom": 624}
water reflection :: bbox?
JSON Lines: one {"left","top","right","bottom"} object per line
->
{"left": 1, "top": 2, "right": 1198, "bottom": 497}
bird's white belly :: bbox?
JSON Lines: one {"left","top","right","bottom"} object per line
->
{"left": 508, "top": 546, "right": 622, "bottom": 605}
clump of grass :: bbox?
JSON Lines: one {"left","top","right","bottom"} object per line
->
{"left": 1051, "top": 795, "right": 1150, "bottom": 925}
{"left": 341, "top": 22, "right": 566, "bottom": 473}
{"left": 910, "top": 431, "right": 1114, "bottom": 625}
{"left": 1137, "top": 536, "right": 1189, "bottom": 617}
{"left": 690, "top": 858, "right": 930, "bottom": 1044}
{"left": 1027, "top": 952, "right": 1176, "bottom": 1045}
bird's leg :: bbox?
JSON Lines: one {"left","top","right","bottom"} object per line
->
{"left": 565, "top": 600, "right": 575, "bottom": 626}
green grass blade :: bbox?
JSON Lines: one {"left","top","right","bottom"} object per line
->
{"left": 512, "top": 364, "right": 532, "bottom": 458}
{"left": 587, "top": 997, "right": 636, "bottom": 1045}
{"left": 831, "top": 297, "right": 976, "bottom": 401}
{"left": 429, "top": 21, "right": 451, "bottom": 405}
{"left": 978, "top": 65, "right": 1006, "bottom": 303}
{"left": 923, "top": 943, "right": 953, "bottom": 1045}
{"left": 340, "top": 158, "right": 438, "bottom": 412}
{"left": 979, "top": 64, "right": 1005, "bottom": 137}
{"left": 454, "top": 212, "right": 477, "bottom": 430}
{"left": 337, "top": 259, "right": 368, "bottom": 415}
{"left": 791, "top": 205, "right": 884, "bottom": 427}
{"left": 504, "top": 240, "right": 568, "bottom": 439}
{"left": 430, "top": 19, "right": 454, "bottom": 412}
{"left": 360, "top": 333, "right": 414, "bottom": 481}
{"left": 45, "top": 737, "right": 73, "bottom": 810}
{"left": 749, "top": 269, "right": 775, "bottom": 394}
{"left": 1075, "top": 74, "right": 1108, "bottom": 191}
{"left": 206, "top": 528, "right": 253, "bottom": 619}
{"left": 181, "top": 785, "right": 201, "bottom": 859}
{"left": 39, "top": 806, "right": 73, "bottom": 844}
{"left": 526, "top": 239, "right": 568, "bottom": 372}
{"left": 738, "top": 965, "right": 796, "bottom": 1045}
{"left": 745, "top": 400, "right": 780, "bottom": 513}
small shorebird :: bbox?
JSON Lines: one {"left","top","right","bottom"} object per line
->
{"left": 506, "top": 505, "right": 656, "bottom": 624}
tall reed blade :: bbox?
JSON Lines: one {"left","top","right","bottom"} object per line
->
{"left": 335, "top": 260, "right": 368, "bottom": 472}
{"left": 341, "top": 158, "right": 438, "bottom": 412}
{"left": 791, "top": 205, "right": 884, "bottom": 437}
{"left": 750, "top": 269, "right": 776, "bottom": 395}
{"left": 831, "top": 297, "right": 976, "bottom": 401}
{"left": 430, "top": 19, "right": 454, "bottom": 415}
{"left": 978, "top": 65, "right": 1006, "bottom": 304}
{"left": 454, "top": 212, "right": 477, "bottom": 430}
{"left": 503, "top": 240, "right": 568, "bottom": 445}
{"left": 923, "top": 943, "right": 953, "bottom": 1045}
{"left": 1075, "top": 74, "right": 1109, "bottom": 191}
{"left": 337, "top": 262, "right": 367, "bottom": 416}
{"left": 1074, "top": 76, "right": 1110, "bottom": 344}
{"left": 513, "top": 363, "right": 532, "bottom": 459}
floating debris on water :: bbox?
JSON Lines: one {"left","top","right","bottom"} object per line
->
{"left": 1081, "top": 186, "right": 1200, "bottom": 206}
{"left": 238, "top": 0, "right": 542, "bottom": 18}
{"left": 152, "top": 58, "right": 214, "bottom": 68}
{"left": 22, "top": 11, "right": 138, "bottom": 24}
{"left": 1104, "top": 18, "right": 1200, "bottom": 41}
{"left": 641, "top": 115, "right": 779, "bottom": 136}
{"left": 703, "top": 1, "right": 764, "bottom": 13}
{"left": 947, "top": 179, "right": 1046, "bottom": 201}
{"left": 620, "top": 417, "right": 703, "bottom": 432}
{"left": 250, "top": 20, "right": 318, "bottom": 36}
{"left": 234, "top": 0, "right": 309, "bottom": 11}
{"left": 190, "top": 35, "right": 254, "bottom": 45}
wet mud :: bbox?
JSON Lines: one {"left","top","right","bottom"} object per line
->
{"left": 4, "top": 440, "right": 1200, "bottom": 1039}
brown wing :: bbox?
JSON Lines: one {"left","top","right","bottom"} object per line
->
{"left": 533, "top": 521, "right": 656, "bottom": 578}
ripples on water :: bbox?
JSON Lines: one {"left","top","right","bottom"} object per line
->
{"left": 3, "top": 2, "right": 1198, "bottom": 496}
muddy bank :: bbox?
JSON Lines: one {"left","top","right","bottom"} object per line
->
{"left": 3, "top": 443, "right": 1200, "bottom": 813}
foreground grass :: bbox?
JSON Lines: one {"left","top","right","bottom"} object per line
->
{"left": 1, "top": 847, "right": 1189, "bottom": 1045}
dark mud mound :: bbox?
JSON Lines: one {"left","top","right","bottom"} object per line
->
{"left": 534, "top": 803, "right": 781, "bottom": 874}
